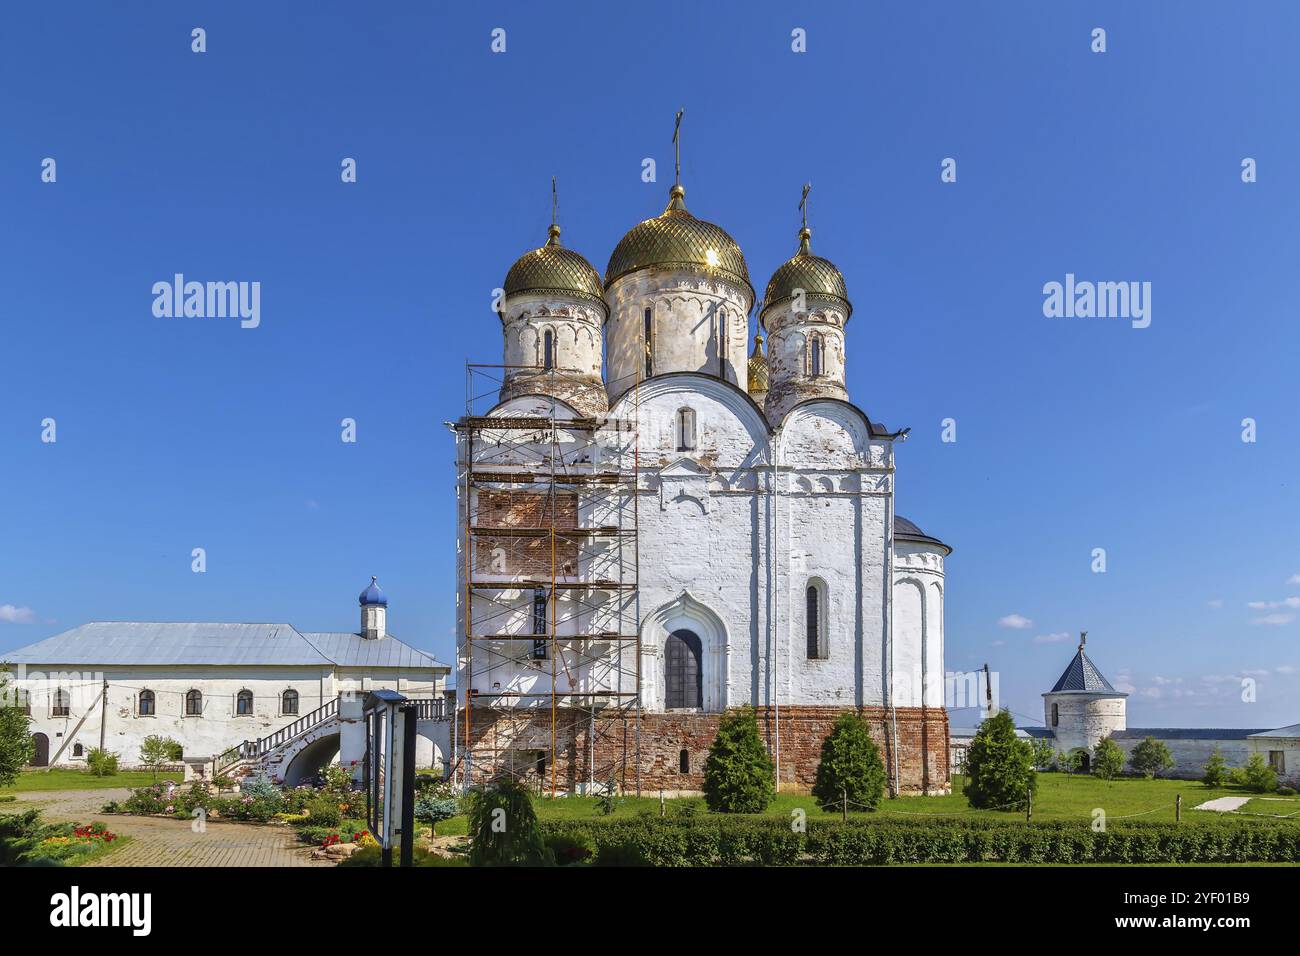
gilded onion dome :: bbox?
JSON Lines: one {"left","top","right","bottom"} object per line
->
{"left": 605, "top": 184, "right": 752, "bottom": 296}
{"left": 762, "top": 227, "right": 852, "bottom": 321}
{"left": 747, "top": 333, "right": 769, "bottom": 394}
{"left": 503, "top": 224, "right": 607, "bottom": 311}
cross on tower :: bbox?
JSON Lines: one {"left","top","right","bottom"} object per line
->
{"left": 800, "top": 182, "right": 812, "bottom": 230}
{"left": 672, "top": 108, "right": 684, "bottom": 185}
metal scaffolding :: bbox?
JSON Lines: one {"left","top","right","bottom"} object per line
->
{"left": 455, "top": 364, "right": 641, "bottom": 797}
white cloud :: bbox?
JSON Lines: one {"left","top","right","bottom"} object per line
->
{"left": 0, "top": 604, "right": 36, "bottom": 624}
{"left": 991, "top": 639, "right": 1006, "bottom": 648}
{"left": 1276, "top": 665, "right": 1296, "bottom": 675}
{"left": 1206, "top": 599, "right": 1223, "bottom": 609}
{"left": 1151, "top": 675, "right": 1183, "bottom": 685}
{"left": 1288, "top": 574, "right": 1300, "bottom": 585}
{"left": 1246, "top": 597, "right": 1300, "bottom": 610}
{"left": 998, "top": 614, "right": 1033, "bottom": 630}
{"left": 1032, "top": 631, "right": 1070, "bottom": 644}
{"left": 1251, "top": 613, "right": 1295, "bottom": 626}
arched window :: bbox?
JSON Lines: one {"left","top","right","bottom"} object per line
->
{"left": 73, "top": 743, "right": 84, "bottom": 757}
{"left": 542, "top": 329, "right": 555, "bottom": 369}
{"left": 643, "top": 307, "right": 654, "bottom": 377}
{"left": 52, "top": 687, "right": 70, "bottom": 717}
{"left": 138, "top": 689, "right": 155, "bottom": 716}
{"left": 664, "top": 629, "right": 703, "bottom": 709}
{"left": 185, "top": 689, "right": 203, "bottom": 716}
{"left": 806, "top": 580, "right": 828, "bottom": 660}
{"left": 1051, "top": 703, "right": 1059, "bottom": 727}
{"left": 281, "top": 689, "right": 299, "bottom": 715}
{"left": 809, "top": 333, "right": 824, "bottom": 376}
{"left": 236, "top": 689, "right": 254, "bottom": 716}
{"left": 679, "top": 749, "right": 690, "bottom": 774}
{"left": 676, "top": 407, "right": 696, "bottom": 452}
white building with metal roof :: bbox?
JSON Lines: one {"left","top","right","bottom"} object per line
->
{"left": 3, "top": 579, "right": 451, "bottom": 781}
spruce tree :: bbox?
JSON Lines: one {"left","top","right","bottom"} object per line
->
{"left": 964, "top": 709, "right": 1036, "bottom": 811}
{"left": 812, "top": 712, "right": 887, "bottom": 812}
{"left": 702, "top": 706, "right": 775, "bottom": 813}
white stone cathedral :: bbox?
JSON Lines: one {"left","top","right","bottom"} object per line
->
{"left": 456, "top": 167, "right": 950, "bottom": 794}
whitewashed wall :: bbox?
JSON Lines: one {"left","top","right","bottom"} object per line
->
{"left": 604, "top": 271, "right": 752, "bottom": 402}
{"left": 18, "top": 664, "right": 445, "bottom": 767}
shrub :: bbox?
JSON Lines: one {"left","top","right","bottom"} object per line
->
{"left": 304, "top": 794, "right": 344, "bottom": 827}
{"left": 1278, "top": 786, "right": 1297, "bottom": 796}
{"left": 1129, "top": 736, "right": 1175, "bottom": 779}
{"left": 1091, "top": 737, "right": 1125, "bottom": 780}
{"left": 467, "top": 780, "right": 551, "bottom": 866}
{"left": 138, "top": 736, "right": 182, "bottom": 781}
{"left": 1234, "top": 753, "right": 1278, "bottom": 793}
{"left": 1029, "top": 738, "right": 1056, "bottom": 770}
{"left": 1202, "top": 747, "right": 1229, "bottom": 787}
{"left": 702, "top": 706, "right": 775, "bottom": 814}
{"left": 545, "top": 832, "right": 593, "bottom": 866}
{"left": 414, "top": 793, "right": 460, "bottom": 833}
{"left": 595, "top": 774, "right": 620, "bottom": 816}
{"left": 1056, "top": 749, "right": 1083, "bottom": 775}
{"left": 812, "top": 712, "right": 886, "bottom": 812}
{"left": 85, "top": 748, "right": 119, "bottom": 777}
{"left": 534, "top": 816, "right": 1300, "bottom": 866}
{"left": 965, "top": 709, "right": 1036, "bottom": 811}
{"left": 0, "top": 670, "right": 34, "bottom": 787}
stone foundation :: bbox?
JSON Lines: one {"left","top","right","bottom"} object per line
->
{"left": 459, "top": 705, "right": 949, "bottom": 795}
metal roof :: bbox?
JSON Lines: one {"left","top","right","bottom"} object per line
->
{"left": 1113, "top": 728, "right": 1269, "bottom": 741}
{"left": 2, "top": 621, "right": 446, "bottom": 671}
{"left": 893, "top": 515, "right": 950, "bottom": 552}
{"left": 1248, "top": 723, "right": 1300, "bottom": 739}
{"left": 1048, "top": 646, "right": 1120, "bottom": 694}
{"left": 299, "top": 632, "right": 447, "bottom": 670}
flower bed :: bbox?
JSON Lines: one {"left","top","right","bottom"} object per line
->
{"left": 2, "top": 810, "right": 124, "bottom": 866}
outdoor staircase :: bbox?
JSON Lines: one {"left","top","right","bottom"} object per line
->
{"left": 212, "top": 695, "right": 448, "bottom": 779}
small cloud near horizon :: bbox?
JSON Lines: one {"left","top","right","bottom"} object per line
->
{"left": 998, "top": 614, "right": 1032, "bottom": 630}
{"left": 1251, "top": 613, "right": 1295, "bottom": 626}
{"left": 0, "top": 604, "right": 36, "bottom": 624}
{"left": 1033, "top": 632, "right": 1070, "bottom": 644}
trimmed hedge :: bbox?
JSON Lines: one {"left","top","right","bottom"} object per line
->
{"left": 536, "top": 816, "right": 1300, "bottom": 866}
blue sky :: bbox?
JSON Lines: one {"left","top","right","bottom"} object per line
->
{"left": 2, "top": 1, "right": 1297, "bottom": 728}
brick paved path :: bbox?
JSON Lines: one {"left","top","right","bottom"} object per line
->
{"left": 9, "top": 789, "right": 333, "bottom": 867}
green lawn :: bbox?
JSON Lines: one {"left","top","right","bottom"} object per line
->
{"left": 2, "top": 769, "right": 183, "bottom": 792}
{"left": 1239, "top": 796, "right": 1300, "bottom": 818}
{"left": 431, "top": 773, "right": 1280, "bottom": 835}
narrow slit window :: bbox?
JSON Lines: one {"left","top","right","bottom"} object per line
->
{"left": 806, "top": 581, "right": 827, "bottom": 660}
{"left": 677, "top": 407, "right": 696, "bottom": 452}
{"left": 679, "top": 749, "right": 690, "bottom": 774}
{"left": 643, "top": 307, "right": 654, "bottom": 377}
{"left": 810, "top": 333, "right": 824, "bottom": 376}
{"left": 532, "top": 588, "right": 548, "bottom": 660}
{"left": 543, "top": 329, "right": 555, "bottom": 369}
{"left": 718, "top": 309, "right": 728, "bottom": 379}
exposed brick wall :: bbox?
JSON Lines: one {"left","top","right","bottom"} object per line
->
{"left": 459, "top": 705, "right": 949, "bottom": 796}
{"left": 474, "top": 491, "right": 579, "bottom": 575}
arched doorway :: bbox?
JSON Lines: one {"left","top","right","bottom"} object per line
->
{"left": 664, "top": 629, "right": 702, "bottom": 709}
{"left": 31, "top": 733, "right": 49, "bottom": 767}
{"left": 1077, "top": 750, "right": 1091, "bottom": 773}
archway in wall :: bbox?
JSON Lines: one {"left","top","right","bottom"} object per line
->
{"left": 30, "top": 733, "right": 49, "bottom": 767}
{"left": 640, "top": 591, "right": 729, "bottom": 712}
{"left": 282, "top": 733, "right": 341, "bottom": 786}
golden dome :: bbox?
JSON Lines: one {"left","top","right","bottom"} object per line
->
{"left": 747, "top": 333, "right": 769, "bottom": 394}
{"left": 503, "top": 224, "right": 607, "bottom": 309}
{"left": 605, "top": 185, "right": 752, "bottom": 295}
{"left": 762, "top": 227, "right": 851, "bottom": 320}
